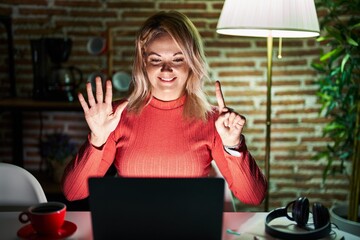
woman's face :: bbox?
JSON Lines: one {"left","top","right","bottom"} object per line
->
{"left": 144, "top": 33, "right": 190, "bottom": 101}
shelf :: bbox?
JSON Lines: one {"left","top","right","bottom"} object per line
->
{"left": 0, "top": 98, "right": 83, "bottom": 167}
{"left": 0, "top": 98, "right": 82, "bottom": 111}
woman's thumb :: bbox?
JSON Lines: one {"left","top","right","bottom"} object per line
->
{"left": 114, "top": 100, "right": 129, "bottom": 119}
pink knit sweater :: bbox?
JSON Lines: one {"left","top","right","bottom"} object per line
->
{"left": 62, "top": 95, "right": 267, "bottom": 205}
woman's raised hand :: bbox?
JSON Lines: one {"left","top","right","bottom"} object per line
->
{"left": 214, "top": 80, "right": 246, "bottom": 148}
{"left": 78, "top": 77, "right": 128, "bottom": 147}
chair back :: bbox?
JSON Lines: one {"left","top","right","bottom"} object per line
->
{"left": 0, "top": 163, "right": 47, "bottom": 211}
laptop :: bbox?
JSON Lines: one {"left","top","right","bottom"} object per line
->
{"left": 88, "top": 177, "right": 225, "bottom": 240}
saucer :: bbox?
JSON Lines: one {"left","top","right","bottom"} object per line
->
{"left": 17, "top": 220, "right": 77, "bottom": 240}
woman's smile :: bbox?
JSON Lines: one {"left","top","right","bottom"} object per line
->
{"left": 158, "top": 76, "right": 176, "bottom": 82}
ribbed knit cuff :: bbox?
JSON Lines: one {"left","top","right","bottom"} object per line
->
{"left": 223, "top": 135, "right": 244, "bottom": 150}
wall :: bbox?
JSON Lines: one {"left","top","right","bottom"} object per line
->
{"left": 0, "top": 0, "right": 348, "bottom": 211}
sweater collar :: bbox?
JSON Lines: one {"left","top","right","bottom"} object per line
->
{"left": 149, "top": 94, "right": 186, "bottom": 110}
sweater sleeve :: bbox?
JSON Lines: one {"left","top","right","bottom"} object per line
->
{"left": 61, "top": 133, "right": 117, "bottom": 201}
{"left": 212, "top": 132, "right": 268, "bottom": 206}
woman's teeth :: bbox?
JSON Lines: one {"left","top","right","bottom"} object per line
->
{"left": 160, "top": 77, "right": 174, "bottom": 81}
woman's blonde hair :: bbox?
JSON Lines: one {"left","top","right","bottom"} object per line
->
{"left": 127, "top": 11, "right": 211, "bottom": 121}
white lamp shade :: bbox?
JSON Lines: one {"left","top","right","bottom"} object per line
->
{"left": 216, "top": 0, "right": 320, "bottom": 38}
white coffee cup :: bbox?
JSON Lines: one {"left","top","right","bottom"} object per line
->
{"left": 112, "top": 71, "right": 131, "bottom": 92}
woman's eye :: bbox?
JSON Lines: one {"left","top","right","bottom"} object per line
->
{"left": 149, "top": 58, "right": 161, "bottom": 64}
{"left": 173, "top": 58, "right": 184, "bottom": 63}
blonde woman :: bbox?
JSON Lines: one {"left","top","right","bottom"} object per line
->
{"left": 62, "top": 11, "right": 267, "bottom": 206}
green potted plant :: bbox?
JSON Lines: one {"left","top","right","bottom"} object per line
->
{"left": 311, "top": 0, "right": 360, "bottom": 234}
{"left": 40, "top": 133, "right": 76, "bottom": 183}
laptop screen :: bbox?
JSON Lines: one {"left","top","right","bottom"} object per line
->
{"left": 88, "top": 177, "right": 225, "bottom": 240}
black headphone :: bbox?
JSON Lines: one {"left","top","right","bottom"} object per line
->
{"left": 265, "top": 197, "right": 331, "bottom": 240}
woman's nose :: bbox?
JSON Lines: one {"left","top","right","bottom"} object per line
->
{"left": 161, "top": 62, "right": 173, "bottom": 72}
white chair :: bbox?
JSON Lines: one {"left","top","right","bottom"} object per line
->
{"left": 0, "top": 163, "right": 47, "bottom": 211}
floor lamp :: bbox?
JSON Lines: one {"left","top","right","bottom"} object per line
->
{"left": 216, "top": 0, "right": 320, "bottom": 211}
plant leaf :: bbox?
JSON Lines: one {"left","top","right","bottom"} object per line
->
{"left": 350, "top": 22, "right": 360, "bottom": 30}
{"left": 320, "top": 48, "right": 342, "bottom": 62}
{"left": 346, "top": 36, "right": 359, "bottom": 46}
{"left": 316, "top": 36, "right": 331, "bottom": 42}
{"left": 341, "top": 54, "right": 350, "bottom": 72}
{"left": 324, "top": 26, "right": 343, "bottom": 42}
{"left": 311, "top": 62, "right": 325, "bottom": 72}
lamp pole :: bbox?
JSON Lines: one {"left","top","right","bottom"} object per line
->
{"left": 264, "top": 36, "right": 273, "bottom": 212}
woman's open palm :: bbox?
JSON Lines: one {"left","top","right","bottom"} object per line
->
{"left": 78, "top": 77, "right": 128, "bottom": 147}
